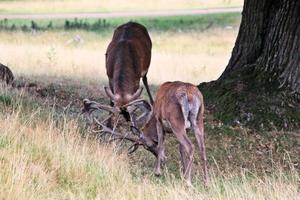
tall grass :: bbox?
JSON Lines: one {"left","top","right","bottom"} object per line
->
{"left": 0, "top": 87, "right": 299, "bottom": 200}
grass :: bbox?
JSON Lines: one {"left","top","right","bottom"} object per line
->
{"left": 0, "top": 13, "right": 241, "bottom": 31}
{"left": 0, "top": 14, "right": 240, "bottom": 85}
{"left": 0, "top": 0, "right": 243, "bottom": 14}
{"left": 0, "top": 30, "right": 234, "bottom": 84}
{"left": 0, "top": 82, "right": 299, "bottom": 200}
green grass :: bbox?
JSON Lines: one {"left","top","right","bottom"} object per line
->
{"left": 0, "top": 13, "right": 241, "bottom": 32}
{"left": 0, "top": 94, "right": 12, "bottom": 105}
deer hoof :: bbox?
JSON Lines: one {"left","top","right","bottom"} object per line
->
{"left": 154, "top": 169, "right": 162, "bottom": 177}
{"left": 185, "top": 179, "right": 193, "bottom": 187}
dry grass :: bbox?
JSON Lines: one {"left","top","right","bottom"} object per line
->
{"left": 0, "top": 28, "right": 237, "bottom": 84}
{"left": 0, "top": 88, "right": 299, "bottom": 200}
{"left": 0, "top": 0, "right": 243, "bottom": 14}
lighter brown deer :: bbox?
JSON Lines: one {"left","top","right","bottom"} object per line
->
{"left": 84, "top": 81, "right": 208, "bottom": 184}
{"left": 136, "top": 81, "right": 208, "bottom": 184}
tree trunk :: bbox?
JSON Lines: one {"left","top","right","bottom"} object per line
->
{"left": 223, "top": 0, "right": 300, "bottom": 93}
{"left": 200, "top": 0, "right": 300, "bottom": 130}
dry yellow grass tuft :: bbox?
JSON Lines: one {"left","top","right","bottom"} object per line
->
{"left": 0, "top": 28, "right": 237, "bottom": 84}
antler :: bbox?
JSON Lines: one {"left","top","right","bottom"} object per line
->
{"left": 93, "top": 117, "right": 136, "bottom": 142}
{"left": 82, "top": 98, "right": 119, "bottom": 114}
{"left": 82, "top": 98, "right": 143, "bottom": 154}
{"left": 93, "top": 117, "right": 143, "bottom": 154}
{"left": 82, "top": 97, "right": 155, "bottom": 154}
{"left": 122, "top": 98, "right": 153, "bottom": 129}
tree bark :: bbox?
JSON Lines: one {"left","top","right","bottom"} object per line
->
{"left": 221, "top": 0, "right": 300, "bottom": 96}
{"left": 200, "top": 0, "right": 300, "bottom": 130}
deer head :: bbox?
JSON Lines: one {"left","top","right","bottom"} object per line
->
{"left": 104, "top": 86, "right": 144, "bottom": 108}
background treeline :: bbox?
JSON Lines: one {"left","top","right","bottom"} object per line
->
{"left": 0, "top": 13, "right": 240, "bottom": 32}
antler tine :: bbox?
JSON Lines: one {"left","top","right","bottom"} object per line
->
{"left": 123, "top": 99, "right": 153, "bottom": 130}
{"left": 93, "top": 117, "right": 138, "bottom": 143}
{"left": 130, "top": 125, "right": 143, "bottom": 136}
{"left": 82, "top": 99, "right": 143, "bottom": 154}
{"left": 128, "top": 143, "right": 141, "bottom": 154}
{"left": 82, "top": 98, "right": 118, "bottom": 114}
{"left": 123, "top": 98, "right": 153, "bottom": 116}
{"left": 93, "top": 117, "right": 142, "bottom": 154}
{"left": 122, "top": 98, "right": 147, "bottom": 108}
{"left": 126, "top": 125, "right": 144, "bottom": 154}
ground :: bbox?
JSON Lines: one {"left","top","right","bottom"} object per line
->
{"left": 1, "top": 75, "right": 299, "bottom": 199}
{"left": 7, "top": 75, "right": 300, "bottom": 174}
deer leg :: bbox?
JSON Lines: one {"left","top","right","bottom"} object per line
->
{"left": 106, "top": 100, "right": 114, "bottom": 129}
{"left": 169, "top": 107, "right": 194, "bottom": 183}
{"left": 121, "top": 110, "right": 131, "bottom": 122}
{"left": 182, "top": 134, "right": 194, "bottom": 183}
{"left": 154, "top": 120, "right": 165, "bottom": 176}
{"left": 173, "top": 127, "right": 194, "bottom": 183}
{"left": 179, "top": 144, "right": 187, "bottom": 174}
{"left": 142, "top": 75, "right": 154, "bottom": 105}
{"left": 193, "top": 118, "right": 208, "bottom": 185}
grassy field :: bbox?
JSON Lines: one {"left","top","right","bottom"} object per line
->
{"left": 0, "top": 0, "right": 243, "bottom": 14}
{"left": 0, "top": 77, "right": 299, "bottom": 200}
{"left": 0, "top": 30, "right": 235, "bottom": 85}
{"left": 0, "top": 14, "right": 240, "bottom": 85}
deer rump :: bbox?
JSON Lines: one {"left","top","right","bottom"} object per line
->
{"left": 105, "top": 22, "right": 152, "bottom": 108}
{"left": 155, "top": 82, "right": 204, "bottom": 132}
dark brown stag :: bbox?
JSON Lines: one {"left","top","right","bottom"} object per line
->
{"left": 83, "top": 81, "right": 208, "bottom": 184}
{"left": 105, "top": 22, "right": 154, "bottom": 113}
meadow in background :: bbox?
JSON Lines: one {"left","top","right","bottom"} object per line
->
{"left": 0, "top": 14, "right": 240, "bottom": 85}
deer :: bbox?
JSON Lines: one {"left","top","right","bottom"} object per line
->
{"left": 0, "top": 63, "right": 14, "bottom": 85}
{"left": 82, "top": 81, "right": 208, "bottom": 185}
{"left": 104, "top": 22, "right": 154, "bottom": 125}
